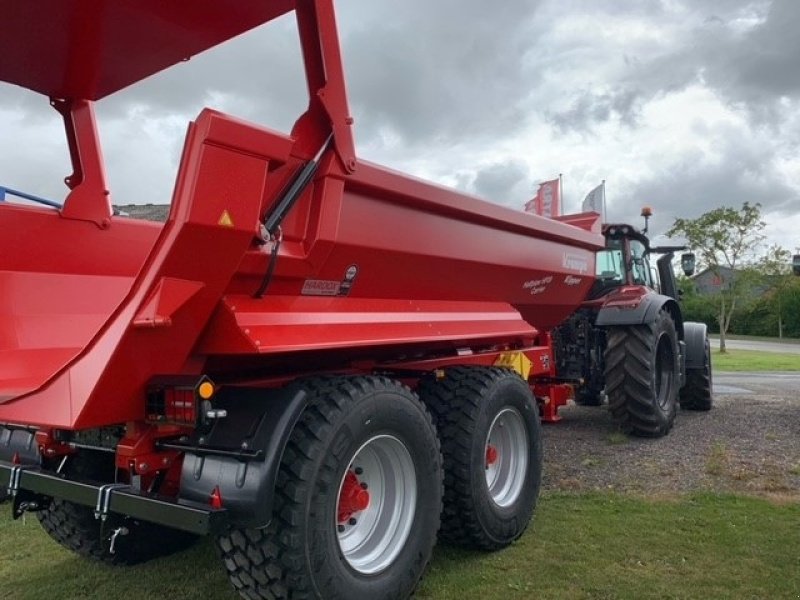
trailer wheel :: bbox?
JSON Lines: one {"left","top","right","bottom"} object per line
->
{"left": 680, "top": 336, "right": 713, "bottom": 411}
{"left": 419, "top": 367, "right": 542, "bottom": 550}
{"left": 37, "top": 452, "right": 197, "bottom": 565}
{"left": 217, "top": 376, "right": 442, "bottom": 600}
{"left": 604, "top": 309, "right": 679, "bottom": 437}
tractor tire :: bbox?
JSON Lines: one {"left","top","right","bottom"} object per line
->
{"left": 37, "top": 452, "right": 197, "bottom": 565}
{"left": 604, "top": 309, "right": 679, "bottom": 437}
{"left": 419, "top": 366, "right": 542, "bottom": 551}
{"left": 680, "top": 336, "right": 713, "bottom": 411}
{"left": 217, "top": 376, "right": 442, "bottom": 600}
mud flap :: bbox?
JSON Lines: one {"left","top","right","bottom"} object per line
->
{"left": 179, "top": 386, "right": 307, "bottom": 528}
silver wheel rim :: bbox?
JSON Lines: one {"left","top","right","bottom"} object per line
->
{"left": 485, "top": 407, "right": 528, "bottom": 507}
{"left": 336, "top": 434, "right": 417, "bottom": 575}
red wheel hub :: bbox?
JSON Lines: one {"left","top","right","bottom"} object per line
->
{"left": 486, "top": 444, "right": 498, "bottom": 467}
{"left": 338, "top": 470, "right": 370, "bottom": 523}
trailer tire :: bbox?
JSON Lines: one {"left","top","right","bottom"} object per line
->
{"left": 604, "top": 309, "right": 679, "bottom": 437}
{"left": 419, "top": 367, "right": 542, "bottom": 551}
{"left": 680, "top": 337, "right": 713, "bottom": 411}
{"left": 37, "top": 452, "right": 197, "bottom": 565}
{"left": 217, "top": 376, "right": 442, "bottom": 600}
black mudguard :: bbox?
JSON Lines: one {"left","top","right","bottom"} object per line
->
{"left": 596, "top": 293, "right": 687, "bottom": 386}
{"left": 683, "top": 322, "right": 709, "bottom": 370}
{"left": 179, "top": 386, "right": 307, "bottom": 529}
{"left": 596, "top": 293, "right": 684, "bottom": 337}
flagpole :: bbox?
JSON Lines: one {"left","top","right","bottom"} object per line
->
{"left": 601, "top": 179, "right": 606, "bottom": 222}
{"left": 559, "top": 173, "right": 563, "bottom": 215}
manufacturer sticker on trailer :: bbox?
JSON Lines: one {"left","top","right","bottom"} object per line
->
{"left": 301, "top": 279, "right": 340, "bottom": 296}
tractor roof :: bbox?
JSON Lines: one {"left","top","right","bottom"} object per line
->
{"left": 0, "top": 0, "right": 293, "bottom": 100}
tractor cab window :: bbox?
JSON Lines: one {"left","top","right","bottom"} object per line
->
{"left": 630, "top": 240, "right": 653, "bottom": 287}
{"left": 649, "top": 266, "right": 661, "bottom": 293}
{"left": 595, "top": 238, "right": 624, "bottom": 282}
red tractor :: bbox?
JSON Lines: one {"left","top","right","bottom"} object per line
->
{"left": 553, "top": 212, "right": 713, "bottom": 436}
{"left": 0, "top": 1, "right": 605, "bottom": 598}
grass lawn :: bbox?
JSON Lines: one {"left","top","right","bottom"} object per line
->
{"left": 712, "top": 349, "right": 800, "bottom": 371}
{"left": 1, "top": 493, "right": 798, "bottom": 599}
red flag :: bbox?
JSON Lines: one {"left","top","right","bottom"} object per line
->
{"left": 524, "top": 178, "right": 560, "bottom": 218}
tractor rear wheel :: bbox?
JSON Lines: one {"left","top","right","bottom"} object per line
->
{"left": 604, "top": 309, "right": 679, "bottom": 437}
{"left": 680, "top": 336, "right": 713, "bottom": 411}
{"left": 419, "top": 366, "right": 542, "bottom": 550}
{"left": 37, "top": 452, "right": 197, "bottom": 565}
{"left": 217, "top": 376, "right": 442, "bottom": 600}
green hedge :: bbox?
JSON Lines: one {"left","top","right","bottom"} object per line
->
{"left": 679, "top": 279, "right": 800, "bottom": 339}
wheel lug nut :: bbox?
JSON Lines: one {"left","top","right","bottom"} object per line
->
{"left": 360, "top": 482, "right": 368, "bottom": 489}
{"left": 338, "top": 524, "right": 345, "bottom": 532}
{"left": 354, "top": 467, "right": 363, "bottom": 475}
{"left": 349, "top": 517, "right": 357, "bottom": 526}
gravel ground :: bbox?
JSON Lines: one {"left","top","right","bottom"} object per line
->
{"left": 541, "top": 374, "right": 800, "bottom": 498}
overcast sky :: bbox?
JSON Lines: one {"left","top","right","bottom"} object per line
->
{"left": 2, "top": 0, "right": 799, "bottom": 252}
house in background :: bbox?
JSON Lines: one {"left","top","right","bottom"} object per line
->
{"left": 692, "top": 265, "right": 773, "bottom": 299}
{"left": 693, "top": 266, "right": 736, "bottom": 295}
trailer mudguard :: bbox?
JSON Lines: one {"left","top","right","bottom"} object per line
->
{"left": 179, "top": 386, "right": 307, "bottom": 528}
{"left": 683, "top": 322, "right": 708, "bottom": 370}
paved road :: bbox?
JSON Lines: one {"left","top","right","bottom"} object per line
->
{"left": 715, "top": 371, "right": 800, "bottom": 394}
{"left": 709, "top": 336, "right": 800, "bottom": 354}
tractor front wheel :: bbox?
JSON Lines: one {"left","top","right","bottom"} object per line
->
{"left": 604, "top": 309, "right": 679, "bottom": 437}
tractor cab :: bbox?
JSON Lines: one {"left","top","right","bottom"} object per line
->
{"left": 587, "top": 209, "right": 695, "bottom": 303}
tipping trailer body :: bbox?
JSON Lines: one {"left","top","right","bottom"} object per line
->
{"left": 0, "top": 0, "right": 602, "bottom": 430}
{"left": 0, "top": 2, "right": 604, "bottom": 597}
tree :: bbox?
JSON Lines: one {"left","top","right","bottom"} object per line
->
{"left": 757, "top": 244, "right": 793, "bottom": 338}
{"left": 667, "top": 202, "right": 765, "bottom": 353}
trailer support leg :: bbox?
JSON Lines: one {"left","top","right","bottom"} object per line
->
{"left": 534, "top": 384, "right": 572, "bottom": 423}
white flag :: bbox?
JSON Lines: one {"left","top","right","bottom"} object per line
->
{"left": 582, "top": 183, "right": 604, "bottom": 214}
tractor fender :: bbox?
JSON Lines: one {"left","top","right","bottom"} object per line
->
{"left": 179, "top": 386, "right": 307, "bottom": 529}
{"left": 683, "top": 321, "right": 709, "bottom": 370}
{"left": 595, "top": 293, "right": 684, "bottom": 338}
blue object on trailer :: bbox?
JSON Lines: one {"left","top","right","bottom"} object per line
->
{"left": 0, "top": 186, "right": 61, "bottom": 208}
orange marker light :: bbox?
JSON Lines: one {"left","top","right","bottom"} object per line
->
{"left": 197, "top": 381, "right": 215, "bottom": 400}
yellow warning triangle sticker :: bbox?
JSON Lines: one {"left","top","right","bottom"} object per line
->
{"left": 218, "top": 210, "right": 234, "bottom": 228}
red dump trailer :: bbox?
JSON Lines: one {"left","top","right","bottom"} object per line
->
{"left": 0, "top": 1, "right": 604, "bottom": 598}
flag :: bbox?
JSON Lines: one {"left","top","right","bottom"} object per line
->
{"left": 581, "top": 182, "right": 604, "bottom": 214}
{"left": 524, "top": 178, "right": 560, "bottom": 218}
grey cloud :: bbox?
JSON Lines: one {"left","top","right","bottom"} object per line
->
{"left": 625, "top": 0, "right": 800, "bottom": 125}
{"left": 547, "top": 88, "right": 642, "bottom": 133}
{"left": 469, "top": 160, "right": 532, "bottom": 206}
{"left": 615, "top": 124, "right": 797, "bottom": 240}
{"left": 341, "top": 0, "right": 543, "bottom": 147}
{"left": 537, "top": 0, "right": 799, "bottom": 133}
